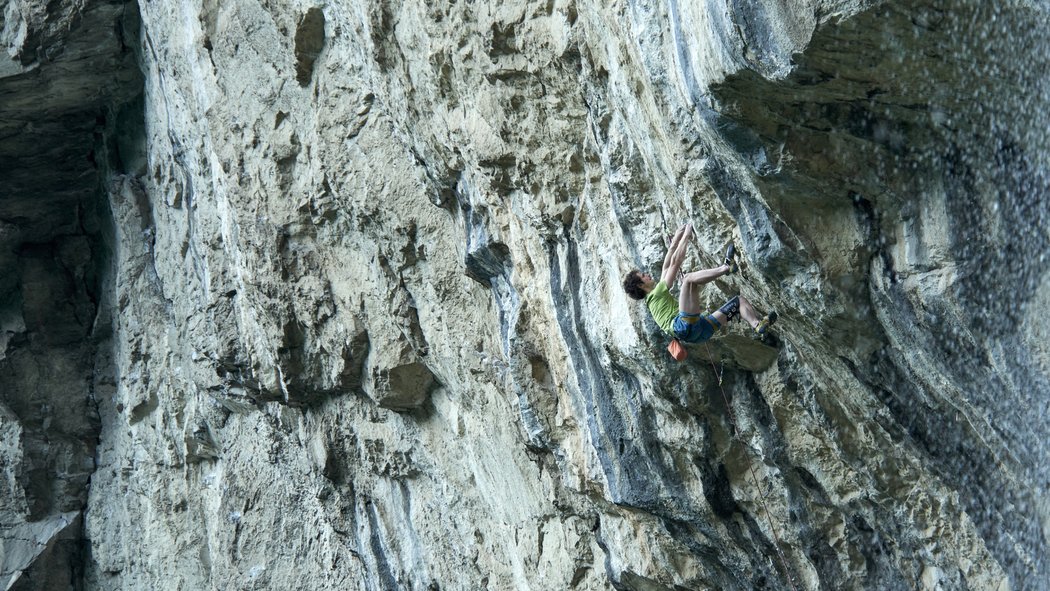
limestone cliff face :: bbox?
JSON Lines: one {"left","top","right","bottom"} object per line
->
{"left": 1, "top": 1, "right": 140, "bottom": 588}
{"left": 2, "top": 0, "right": 1048, "bottom": 589}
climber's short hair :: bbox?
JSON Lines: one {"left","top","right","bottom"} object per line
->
{"left": 622, "top": 269, "right": 647, "bottom": 300}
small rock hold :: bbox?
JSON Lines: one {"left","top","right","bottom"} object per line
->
{"left": 370, "top": 360, "right": 436, "bottom": 411}
{"left": 465, "top": 241, "right": 511, "bottom": 284}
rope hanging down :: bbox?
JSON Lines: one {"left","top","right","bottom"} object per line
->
{"left": 704, "top": 345, "right": 798, "bottom": 591}
{"left": 654, "top": 217, "right": 797, "bottom": 589}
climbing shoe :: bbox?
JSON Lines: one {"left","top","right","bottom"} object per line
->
{"left": 718, "top": 295, "right": 740, "bottom": 322}
{"left": 755, "top": 311, "right": 778, "bottom": 336}
{"left": 723, "top": 243, "right": 739, "bottom": 274}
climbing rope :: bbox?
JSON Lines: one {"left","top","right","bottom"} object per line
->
{"left": 646, "top": 217, "right": 793, "bottom": 587}
{"left": 655, "top": 221, "right": 797, "bottom": 588}
{"left": 704, "top": 345, "right": 799, "bottom": 591}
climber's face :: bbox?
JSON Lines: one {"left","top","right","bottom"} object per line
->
{"left": 641, "top": 273, "right": 656, "bottom": 290}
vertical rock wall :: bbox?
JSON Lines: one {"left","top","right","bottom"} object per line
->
{"left": 1, "top": 1, "right": 141, "bottom": 588}
{"left": 712, "top": 4, "right": 1050, "bottom": 588}
{"left": 1, "top": 0, "right": 1047, "bottom": 589}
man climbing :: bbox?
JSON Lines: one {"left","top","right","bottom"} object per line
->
{"left": 622, "top": 223, "right": 776, "bottom": 348}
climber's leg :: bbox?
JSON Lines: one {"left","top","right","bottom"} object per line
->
{"left": 678, "top": 265, "right": 731, "bottom": 315}
{"left": 737, "top": 295, "right": 761, "bottom": 329}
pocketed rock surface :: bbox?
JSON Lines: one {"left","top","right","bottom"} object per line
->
{"left": 2, "top": 0, "right": 1048, "bottom": 589}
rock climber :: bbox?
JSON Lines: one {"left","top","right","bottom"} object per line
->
{"left": 622, "top": 223, "right": 776, "bottom": 346}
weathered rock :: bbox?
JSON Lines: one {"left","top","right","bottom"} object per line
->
{"left": 364, "top": 338, "right": 436, "bottom": 411}
{"left": 1, "top": 0, "right": 141, "bottom": 587}
{"left": 2, "top": 0, "right": 1048, "bottom": 589}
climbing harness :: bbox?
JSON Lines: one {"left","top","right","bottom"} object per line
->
{"left": 704, "top": 345, "right": 799, "bottom": 591}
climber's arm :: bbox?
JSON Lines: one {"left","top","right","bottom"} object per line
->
{"left": 661, "top": 225, "right": 686, "bottom": 272}
{"left": 660, "top": 223, "right": 692, "bottom": 286}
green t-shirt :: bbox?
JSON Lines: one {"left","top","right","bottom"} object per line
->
{"left": 644, "top": 280, "right": 678, "bottom": 334}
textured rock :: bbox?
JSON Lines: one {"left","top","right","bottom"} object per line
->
{"left": 1, "top": 0, "right": 1048, "bottom": 590}
{"left": 1, "top": 0, "right": 141, "bottom": 588}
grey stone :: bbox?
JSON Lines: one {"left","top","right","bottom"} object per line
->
{"left": 2, "top": 0, "right": 1048, "bottom": 589}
